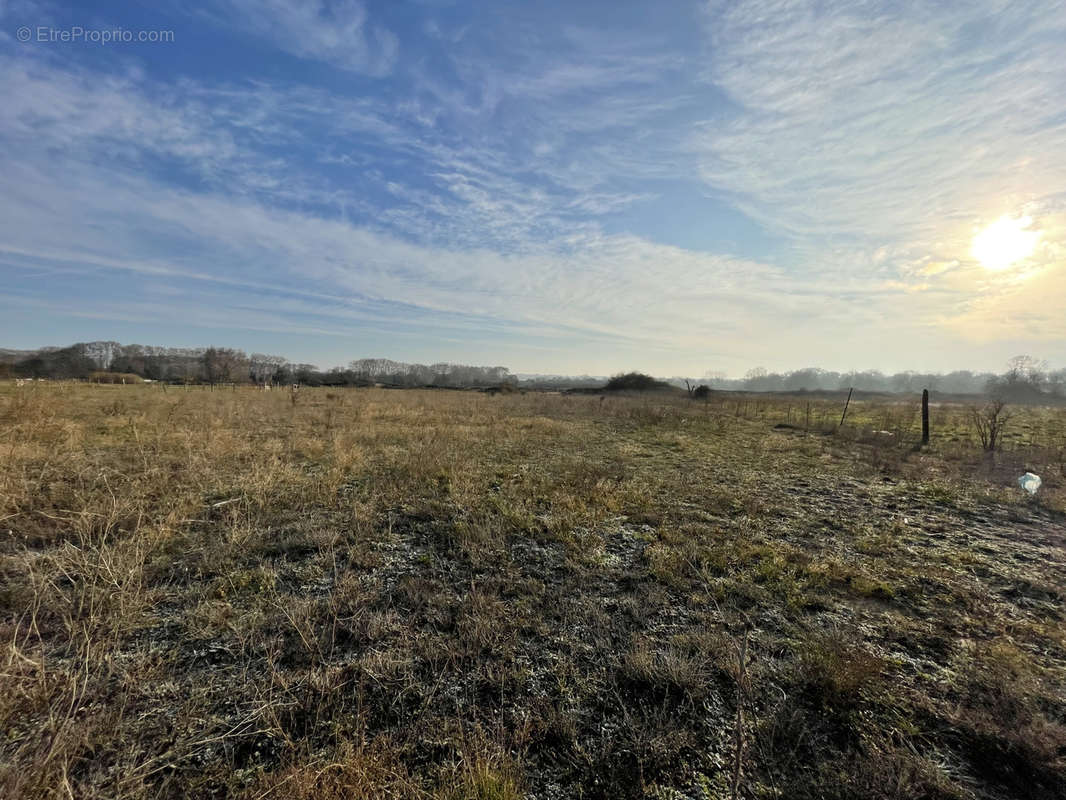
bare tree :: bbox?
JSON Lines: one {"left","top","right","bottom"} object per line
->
{"left": 1048, "top": 368, "right": 1066, "bottom": 398}
{"left": 970, "top": 399, "right": 1012, "bottom": 452}
{"left": 248, "top": 353, "right": 286, "bottom": 385}
{"left": 201, "top": 347, "right": 247, "bottom": 385}
{"left": 1004, "top": 355, "right": 1047, "bottom": 387}
{"left": 743, "top": 366, "right": 769, "bottom": 391}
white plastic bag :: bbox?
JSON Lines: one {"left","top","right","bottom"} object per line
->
{"left": 1018, "top": 472, "right": 1042, "bottom": 495}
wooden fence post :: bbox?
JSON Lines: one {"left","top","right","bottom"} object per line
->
{"left": 922, "top": 389, "right": 930, "bottom": 445}
{"left": 839, "top": 387, "right": 853, "bottom": 428}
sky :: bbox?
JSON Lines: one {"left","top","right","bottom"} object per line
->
{"left": 1, "top": 0, "right": 1064, "bottom": 376}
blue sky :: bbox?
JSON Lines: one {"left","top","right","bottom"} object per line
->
{"left": 1, "top": 0, "right": 1064, "bottom": 375}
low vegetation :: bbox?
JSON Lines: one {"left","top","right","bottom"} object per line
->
{"left": 604, "top": 372, "right": 672, "bottom": 392}
{"left": 1, "top": 383, "right": 1064, "bottom": 798}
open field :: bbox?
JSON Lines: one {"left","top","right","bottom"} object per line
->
{"left": 2, "top": 383, "right": 1065, "bottom": 799}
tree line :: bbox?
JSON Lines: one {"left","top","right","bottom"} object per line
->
{"left": 0, "top": 342, "right": 514, "bottom": 388}
{"left": 684, "top": 356, "right": 1066, "bottom": 401}
{"left": 3, "top": 342, "right": 1062, "bottom": 401}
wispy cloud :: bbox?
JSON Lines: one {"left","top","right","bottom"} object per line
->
{"left": 690, "top": 0, "right": 1066, "bottom": 345}
{"left": 697, "top": 0, "right": 1066, "bottom": 245}
{"left": 210, "top": 0, "right": 398, "bottom": 75}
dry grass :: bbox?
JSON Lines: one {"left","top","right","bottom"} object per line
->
{"left": 1, "top": 382, "right": 1065, "bottom": 799}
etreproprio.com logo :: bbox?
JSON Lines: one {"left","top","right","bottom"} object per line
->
{"left": 17, "top": 25, "right": 175, "bottom": 44}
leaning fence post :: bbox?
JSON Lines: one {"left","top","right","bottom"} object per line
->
{"left": 839, "top": 387, "right": 853, "bottom": 428}
{"left": 922, "top": 389, "right": 930, "bottom": 445}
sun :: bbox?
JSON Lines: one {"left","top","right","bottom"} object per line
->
{"left": 971, "top": 215, "right": 1040, "bottom": 270}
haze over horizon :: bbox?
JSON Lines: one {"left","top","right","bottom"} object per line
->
{"left": 2, "top": 1, "right": 1064, "bottom": 377}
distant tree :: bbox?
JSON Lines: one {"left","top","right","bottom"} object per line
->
{"left": 1048, "top": 368, "right": 1066, "bottom": 398}
{"left": 293, "top": 363, "right": 319, "bottom": 385}
{"left": 201, "top": 347, "right": 220, "bottom": 384}
{"left": 939, "top": 370, "right": 987, "bottom": 395}
{"left": 201, "top": 347, "right": 246, "bottom": 384}
{"left": 890, "top": 371, "right": 916, "bottom": 393}
{"left": 784, "top": 368, "right": 823, "bottom": 392}
{"left": 248, "top": 353, "right": 287, "bottom": 384}
{"left": 986, "top": 355, "right": 1051, "bottom": 402}
{"left": 15, "top": 347, "right": 95, "bottom": 379}
{"left": 15, "top": 356, "right": 47, "bottom": 378}
{"left": 272, "top": 363, "right": 294, "bottom": 385}
{"left": 347, "top": 358, "right": 512, "bottom": 387}
{"left": 743, "top": 367, "right": 786, "bottom": 392}
{"left": 142, "top": 355, "right": 167, "bottom": 381}
{"left": 1004, "top": 355, "right": 1047, "bottom": 388}
{"left": 110, "top": 353, "right": 147, "bottom": 376}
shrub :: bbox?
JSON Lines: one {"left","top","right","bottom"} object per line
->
{"left": 970, "top": 399, "right": 1011, "bottom": 451}
{"left": 604, "top": 372, "right": 668, "bottom": 392}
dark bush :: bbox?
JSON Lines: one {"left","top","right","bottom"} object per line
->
{"left": 604, "top": 372, "right": 668, "bottom": 392}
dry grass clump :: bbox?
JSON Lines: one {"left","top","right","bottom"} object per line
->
{"left": 1, "top": 382, "right": 1065, "bottom": 798}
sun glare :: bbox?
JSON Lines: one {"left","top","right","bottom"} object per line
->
{"left": 971, "top": 215, "right": 1040, "bottom": 270}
